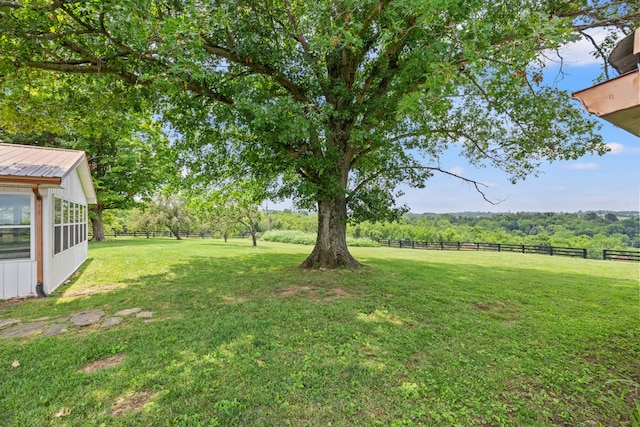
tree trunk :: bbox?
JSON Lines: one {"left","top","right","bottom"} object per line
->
{"left": 91, "top": 205, "right": 106, "bottom": 241}
{"left": 300, "top": 195, "right": 362, "bottom": 269}
{"left": 170, "top": 227, "right": 182, "bottom": 240}
{"left": 251, "top": 229, "right": 257, "bottom": 247}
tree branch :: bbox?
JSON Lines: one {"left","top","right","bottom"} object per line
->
{"left": 410, "top": 166, "right": 499, "bottom": 205}
{"left": 202, "top": 40, "right": 308, "bottom": 103}
{"left": 347, "top": 170, "right": 384, "bottom": 200}
{"left": 579, "top": 30, "right": 611, "bottom": 79}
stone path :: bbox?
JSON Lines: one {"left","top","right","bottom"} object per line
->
{"left": 0, "top": 307, "right": 154, "bottom": 339}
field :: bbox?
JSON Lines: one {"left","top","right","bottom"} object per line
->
{"left": 1, "top": 238, "right": 638, "bottom": 426}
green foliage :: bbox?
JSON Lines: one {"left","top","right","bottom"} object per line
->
{"left": 262, "top": 230, "right": 379, "bottom": 247}
{"left": 147, "top": 193, "right": 192, "bottom": 239}
{"left": 347, "top": 212, "right": 640, "bottom": 252}
{"left": 0, "top": 71, "right": 176, "bottom": 215}
{"left": 1, "top": 0, "right": 634, "bottom": 266}
{"left": 188, "top": 181, "right": 264, "bottom": 245}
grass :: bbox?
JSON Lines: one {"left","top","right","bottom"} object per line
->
{"left": 262, "top": 229, "right": 379, "bottom": 247}
{"left": 0, "top": 238, "right": 638, "bottom": 426}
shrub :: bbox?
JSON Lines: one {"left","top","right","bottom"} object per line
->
{"left": 262, "top": 230, "right": 378, "bottom": 247}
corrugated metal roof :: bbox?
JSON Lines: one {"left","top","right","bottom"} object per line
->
{"left": 0, "top": 143, "right": 97, "bottom": 203}
{"left": 0, "top": 143, "right": 86, "bottom": 180}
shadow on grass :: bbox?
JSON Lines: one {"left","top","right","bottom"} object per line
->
{"left": 1, "top": 244, "right": 638, "bottom": 426}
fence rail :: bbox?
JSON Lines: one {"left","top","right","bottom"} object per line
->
{"left": 92, "top": 231, "right": 219, "bottom": 239}
{"left": 90, "top": 232, "right": 639, "bottom": 262}
{"left": 377, "top": 239, "right": 639, "bottom": 261}
{"left": 603, "top": 249, "right": 640, "bottom": 262}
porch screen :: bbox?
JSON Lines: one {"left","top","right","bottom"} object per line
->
{"left": 0, "top": 194, "right": 31, "bottom": 260}
{"left": 54, "top": 197, "right": 88, "bottom": 255}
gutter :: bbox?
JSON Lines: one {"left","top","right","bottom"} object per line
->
{"left": 32, "top": 184, "right": 47, "bottom": 297}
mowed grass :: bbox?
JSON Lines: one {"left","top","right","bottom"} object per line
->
{"left": 0, "top": 238, "right": 638, "bottom": 427}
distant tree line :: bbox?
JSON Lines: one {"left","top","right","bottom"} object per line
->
{"left": 349, "top": 212, "right": 639, "bottom": 250}
{"left": 100, "top": 202, "right": 639, "bottom": 254}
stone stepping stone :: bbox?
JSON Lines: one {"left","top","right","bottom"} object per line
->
{"left": 70, "top": 311, "right": 105, "bottom": 326}
{"left": 0, "top": 319, "right": 20, "bottom": 330}
{"left": 115, "top": 308, "right": 141, "bottom": 316}
{"left": 101, "top": 317, "right": 123, "bottom": 328}
{"left": 136, "top": 311, "right": 153, "bottom": 319}
{"left": 43, "top": 324, "right": 68, "bottom": 337}
{"left": 0, "top": 322, "right": 49, "bottom": 339}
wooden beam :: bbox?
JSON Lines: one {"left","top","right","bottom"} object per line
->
{"left": 572, "top": 70, "right": 640, "bottom": 137}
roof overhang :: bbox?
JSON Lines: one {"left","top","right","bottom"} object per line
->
{"left": 0, "top": 175, "right": 62, "bottom": 185}
{"left": 572, "top": 70, "right": 640, "bottom": 137}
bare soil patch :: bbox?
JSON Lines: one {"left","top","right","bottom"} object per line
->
{"left": 473, "top": 300, "right": 521, "bottom": 323}
{"left": 0, "top": 296, "right": 36, "bottom": 309}
{"left": 63, "top": 284, "right": 122, "bottom": 297}
{"left": 323, "top": 286, "right": 349, "bottom": 301}
{"left": 278, "top": 284, "right": 351, "bottom": 301}
{"left": 110, "top": 391, "right": 159, "bottom": 416}
{"left": 79, "top": 354, "right": 126, "bottom": 373}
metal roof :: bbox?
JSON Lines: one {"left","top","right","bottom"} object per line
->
{"left": 0, "top": 143, "right": 97, "bottom": 203}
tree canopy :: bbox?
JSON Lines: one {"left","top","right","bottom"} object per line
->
{"left": 0, "top": 71, "right": 175, "bottom": 240}
{"left": 1, "top": 0, "right": 637, "bottom": 268}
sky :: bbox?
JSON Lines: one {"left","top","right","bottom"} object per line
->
{"left": 273, "top": 29, "right": 640, "bottom": 214}
{"left": 396, "top": 29, "right": 640, "bottom": 214}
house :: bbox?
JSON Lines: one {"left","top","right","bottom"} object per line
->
{"left": 0, "top": 143, "right": 97, "bottom": 299}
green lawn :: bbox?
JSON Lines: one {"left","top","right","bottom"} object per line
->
{"left": 1, "top": 238, "right": 638, "bottom": 426}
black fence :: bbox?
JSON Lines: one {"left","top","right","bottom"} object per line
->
{"left": 91, "top": 232, "right": 640, "bottom": 262}
{"left": 378, "top": 239, "right": 640, "bottom": 262}
{"left": 603, "top": 249, "right": 640, "bottom": 262}
{"left": 97, "top": 231, "right": 218, "bottom": 239}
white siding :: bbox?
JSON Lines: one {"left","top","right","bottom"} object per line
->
{"left": 45, "top": 170, "right": 90, "bottom": 295}
{"left": 1, "top": 169, "right": 90, "bottom": 299}
{"left": 0, "top": 261, "right": 36, "bottom": 298}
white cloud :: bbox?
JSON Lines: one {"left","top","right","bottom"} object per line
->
{"left": 449, "top": 166, "right": 465, "bottom": 176}
{"left": 606, "top": 142, "right": 625, "bottom": 154}
{"left": 542, "top": 28, "right": 621, "bottom": 68}
{"left": 564, "top": 162, "right": 600, "bottom": 170}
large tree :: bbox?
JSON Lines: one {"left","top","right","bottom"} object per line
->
{"left": 1, "top": 1, "right": 637, "bottom": 268}
{"left": 0, "top": 72, "right": 175, "bottom": 240}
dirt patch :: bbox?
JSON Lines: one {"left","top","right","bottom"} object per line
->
{"left": 474, "top": 300, "right": 519, "bottom": 312}
{"left": 222, "top": 294, "right": 249, "bottom": 304}
{"left": 79, "top": 354, "right": 126, "bottom": 373}
{"left": 279, "top": 285, "right": 314, "bottom": 298}
{"left": 110, "top": 390, "right": 158, "bottom": 416}
{"left": 473, "top": 301, "right": 520, "bottom": 322}
{"left": 63, "top": 284, "right": 122, "bottom": 297}
{"left": 323, "top": 287, "right": 350, "bottom": 301}
{"left": 0, "top": 296, "right": 36, "bottom": 309}
{"left": 278, "top": 285, "right": 350, "bottom": 301}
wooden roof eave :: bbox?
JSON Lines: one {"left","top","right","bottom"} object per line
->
{"left": 0, "top": 175, "right": 63, "bottom": 186}
{"left": 572, "top": 70, "right": 640, "bottom": 137}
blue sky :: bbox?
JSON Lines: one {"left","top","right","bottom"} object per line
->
{"left": 397, "top": 29, "right": 640, "bottom": 214}
{"left": 397, "top": 29, "right": 639, "bottom": 214}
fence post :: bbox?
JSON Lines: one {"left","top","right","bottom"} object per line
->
{"left": 582, "top": 249, "right": 587, "bottom": 259}
{"left": 412, "top": 240, "right": 415, "bottom": 249}
{"left": 521, "top": 245, "right": 525, "bottom": 253}
{"left": 440, "top": 242, "right": 444, "bottom": 250}
{"left": 550, "top": 246, "right": 554, "bottom": 256}
{"left": 498, "top": 244, "right": 501, "bottom": 252}
{"left": 603, "top": 250, "right": 607, "bottom": 260}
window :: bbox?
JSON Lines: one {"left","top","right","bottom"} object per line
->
{"left": 54, "top": 197, "right": 88, "bottom": 255}
{"left": 0, "top": 194, "right": 31, "bottom": 260}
